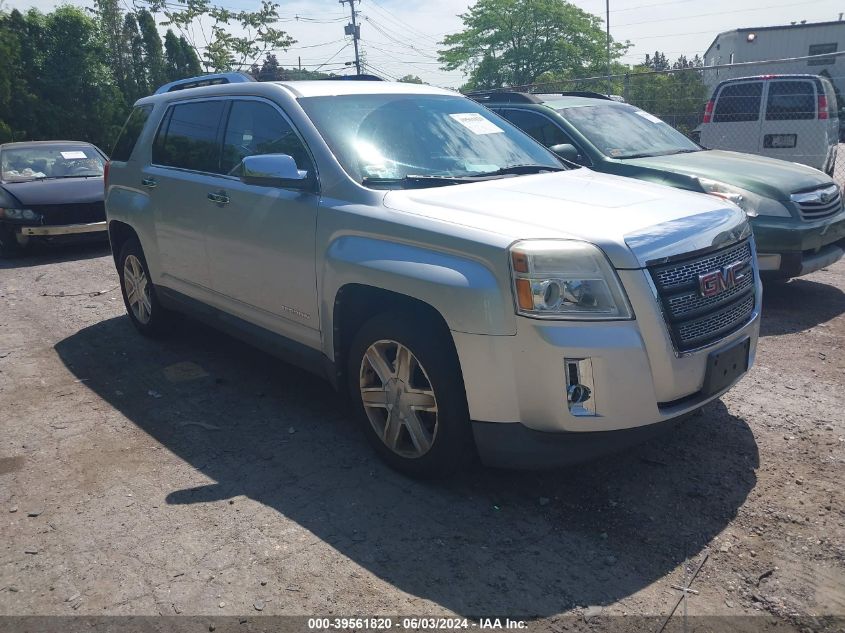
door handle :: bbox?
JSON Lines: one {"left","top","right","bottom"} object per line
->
{"left": 141, "top": 177, "right": 157, "bottom": 189}
{"left": 207, "top": 191, "right": 230, "bottom": 205}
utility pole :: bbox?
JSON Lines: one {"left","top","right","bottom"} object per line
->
{"left": 606, "top": 0, "right": 611, "bottom": 93}
{"left": 340, "top": 0, "right": 361, "bottom": 76}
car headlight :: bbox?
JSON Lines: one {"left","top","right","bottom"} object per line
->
{"left": 0, "top": 207, "right": 39, "bottom": 221}
{"left": 510, "top": 240, "right": 633, "bottom": 320}
{"left": 697, "top": 178, "right": 790, "bottom": 218}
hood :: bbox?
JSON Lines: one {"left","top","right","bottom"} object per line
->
{"left": 0, "top": 177, "right": 104, "bottom": 207}
{"left": 622, "top": 150, "right": 832, "bottom": 201}
{"left": 383, "top": 168, "right": 746, "bottom": 269}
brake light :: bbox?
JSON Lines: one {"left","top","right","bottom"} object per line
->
{"left": 818, "top": 94, "right": 829, "bottom": 120}
{"left": 703, "top": 99, "right": 715, "bottom": 123}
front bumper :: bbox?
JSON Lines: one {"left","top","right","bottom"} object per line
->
{"left": 452, "top": 267, "right": 761, "bottom": 468}
{"left": 752, "top": 211, "right": 845, "bottom": 277}
{"left": 18, "top": 221, "right": 107, "bottom": 237}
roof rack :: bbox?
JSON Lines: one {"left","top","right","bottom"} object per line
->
{"left": 555, "top": 91, "right": 614, "bottom": 101}
{"left": 465, "top": 90, "right": 542, "bottom": 104}
{"left": 318, "top": 74, "right": 383, "bottom": 81}
{"left": 154, "top": 72, "right": 256, "bottom": 95}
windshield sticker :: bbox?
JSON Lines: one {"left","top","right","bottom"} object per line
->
{"left": 608, "top": 148, "right": 624, "bottom": 157}
{"left": 634, "top": 110, "right": 663, "bottom": 124}
{"left": 449, "top": 113, "right": 504, "bottom": 135}
{"left": 60, "top": 151, "right": 88, "bottom": 159}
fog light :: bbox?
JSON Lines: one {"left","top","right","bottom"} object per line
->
{"left": 565, "top": 358, "right": 596, "bottom": 416}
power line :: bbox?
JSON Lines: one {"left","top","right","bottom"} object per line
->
{"left": 613, "top": 0, "right": 828, "bottom": 28}
{"left": 312, "top": 41, "right": 352, "bottom": 72}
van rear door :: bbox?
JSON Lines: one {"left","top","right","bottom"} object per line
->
{"left": 700, "top": 80, "right": 763, "bottom": 154}
{"left": 760, "top": 78, "right": 825, "bottom": 169}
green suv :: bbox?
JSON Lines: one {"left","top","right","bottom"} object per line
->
{"left": 472, "top": 91, "right": 845, "bottom": 279}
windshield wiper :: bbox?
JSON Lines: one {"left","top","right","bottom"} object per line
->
{"left": 362, "top": 165, "right": 565, "bottom": 189}
{"left": 470, "top": 164, "right": 566, "bottom": 177}
{"left": 362, "top": 175, "right": 472, "bottom": 189}
{"left": 618, "top": 148, "right": 700, "bottom": 159}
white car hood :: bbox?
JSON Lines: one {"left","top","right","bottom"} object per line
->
{"left": 383, "top": 168, "right": 747, "bottom": 269}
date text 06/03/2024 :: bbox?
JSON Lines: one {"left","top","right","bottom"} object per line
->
{"left": 306, "top": 618, "right": 527, "bottom": 630}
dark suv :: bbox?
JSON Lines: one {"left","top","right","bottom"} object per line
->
{"left": 471, "top": 90, "right": 845, "bottom": 279}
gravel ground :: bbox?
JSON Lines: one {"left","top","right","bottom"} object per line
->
{"left": 0, "top": 241, "right": 843, "bottom": 631}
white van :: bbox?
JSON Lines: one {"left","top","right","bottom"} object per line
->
{"left": 699, "top": 74, "right": 839, "bottom": 175}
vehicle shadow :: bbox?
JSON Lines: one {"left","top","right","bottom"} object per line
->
{"left": 760, "top": 277, "right": 845, "bottom": 337}
{"left": 0, "top": 239, "right": 110, "bottom": 270}
{"left": 54, "top": 315, "right": 758, "bottom": 617}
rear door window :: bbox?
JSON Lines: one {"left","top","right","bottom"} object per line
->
{"left": 766, "top": 81, "right": 816, "bottom": 120}
{"left": 220, "top": 100, "right": 313, "bottom": 176}
{"left": 152, "top": 100, "right": 226, "bottom": 173}
{"left": 713, "top": 82, "right": 763, "bottom": 122}
{"left": 111, "top": 105, "right": 153, "bottom": 162}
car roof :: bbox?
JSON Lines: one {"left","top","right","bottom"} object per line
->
{"left": 535, "top": 96, "right": 623, "bottom": 109}
{"left": 0, "top": 140, "right": 95, "bottom": 150}
{"left": 716, "top": 73, "right": 826, "bottom": 85}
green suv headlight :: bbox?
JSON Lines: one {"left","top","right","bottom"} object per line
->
{"left": 697, "top": 178, "right": 790, "bottom": 218}
{"left": 510, "top": 240, "right": 633, "bottom": 320}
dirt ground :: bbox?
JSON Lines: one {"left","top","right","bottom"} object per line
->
{"left": 0, "top": 241, "right": 843, "bottom": 631}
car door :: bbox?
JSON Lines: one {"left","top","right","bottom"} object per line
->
{"left": 760, "top": 78, "right": 822, "bottom": 169}
{"left": 700, "top": 81, "right": 763, "bottom": 154}
{"left": 496, "top": 108, "right": 589, "bottom": 165}
{"left": 142, "top": 99, "right": 226, "bottom": 297}
{"left": 204, "top": 98, "right": 320, "bottom": 344}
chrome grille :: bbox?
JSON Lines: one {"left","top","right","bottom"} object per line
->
{"left": 651, "top": 241, "right": 752, "bottom": 291}
{"left": 793, "top": 185, "right": 842, "bottom": 221}
{"left": 649, "top": 239, "right": 756, "bottom": 352}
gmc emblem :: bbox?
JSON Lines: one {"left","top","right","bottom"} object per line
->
{"left": 698, "top": 259, "right": 751, "bottom": 298}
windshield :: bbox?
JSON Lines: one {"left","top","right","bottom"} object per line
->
{"left": 0, "top": 144, "right": 105, "bottom": 182}
{"left": 557, "top": 104, "right": 700, "bottom": 159}
{"left": 298, "top": 94, "right": 563, "bottom": 187}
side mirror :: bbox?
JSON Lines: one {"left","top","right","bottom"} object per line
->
{"left": 241, "top": 154, "right": 310, "bottom": 188}
{"left": 549, "top": 143, "right": 580, "bottom": 163}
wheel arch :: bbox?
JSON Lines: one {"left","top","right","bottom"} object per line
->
{"left": 108, "top": 220, "right": 139, "bottom": 266}
{"left": 331, "top": 283, "right": 461, "bottom": 391}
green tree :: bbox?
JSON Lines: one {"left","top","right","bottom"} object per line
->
{"left": 180, "top": 35, "right": 202, "bottom": 75}
{"left": 439, "top": 0, "right": 629, "bottom": 89}
{"left": 146, "top": 0, "right": 295, "bottom": 72}
{"left": 94, "top": 0, "right": 128, "bottom": 97}
{"left": 164, "top": 29, "right": 186, "bottom": 81}
{"left": 123, "top": 12, "right": 147, "bottom": 99}
{"left": 398, "top": 74, "right": 424, "bottom": 84}
{"left": 138, "top": 8, "right": 166, "bottom": 89}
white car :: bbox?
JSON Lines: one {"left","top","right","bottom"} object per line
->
{"left": 699, "top": 74, "right": 839, "bottom": 175}
{"left": 105, "top": 73, "right": 761, "bottom": 476}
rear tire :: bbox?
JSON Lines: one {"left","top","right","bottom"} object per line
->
{"left": 347, "top": 312, "right": 473, "bottom": 478}
{"left": 117, "top": 237, "right": 173, "bottom": 337}
{"left": 0, "top": 223, "right": 27, "bottom": 258}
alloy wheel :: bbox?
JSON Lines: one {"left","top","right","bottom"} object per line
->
{"left": 359, "top": 339, "right": 439, "bottom": 458}
{"left": 123, "top": 254, "right": 152, "bottom": 324}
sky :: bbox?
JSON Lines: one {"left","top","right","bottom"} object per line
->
{"left": 4, "top": 0, "right": 844, "bottom": 87}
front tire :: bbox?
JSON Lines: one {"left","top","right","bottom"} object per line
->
{"left": 118, "top": 237, "right": 173, "bottom": 336}
{"left": 347, "top": 312, "right": 473, "bottom": 478}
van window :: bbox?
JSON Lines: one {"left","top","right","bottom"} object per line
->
{"left": 808, "top": 43, "right": 837, "bottom": 66}
{"left": 766, "top": 81, "right": 815, "bottom": 120}
{"left": 713, "top": 83, "right": 762, "bottom": 122}
{"left": 499, "top": 109, "right": 574, "bottom": 147}
{"left": 153, "top": 100, "right": 225, "bottom": 173}
{"left": 111, "top": 105, "right": 153, "bottom": 162}
{"left": 220, "top": 100, "right": 313, "bottom": 176}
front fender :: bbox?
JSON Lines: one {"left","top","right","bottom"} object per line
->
{"left": 321, "top": 235, "right": 515, "bottom": 355}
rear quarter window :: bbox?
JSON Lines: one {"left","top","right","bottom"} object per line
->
{"left": 713, "top": 82, "right": 762, "bottom": 123}
{"left": 766, "top": 81, "right": 815, "bottom": 120}
{"left": 111, "top": 105, "right": 153, "bottom": 162}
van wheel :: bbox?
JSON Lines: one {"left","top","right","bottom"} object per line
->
{"left": 0, "top": 224, "right": 27, "bottom": 258}
{"left": 347, "top": 312, "right": 473, "bottom": 478}
{"left": 118, "top": 238, "right": 172, "bottom": 336}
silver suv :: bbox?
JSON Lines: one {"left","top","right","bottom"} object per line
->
{"left": 105, "top": 75, "right": 761, "bottom": 476}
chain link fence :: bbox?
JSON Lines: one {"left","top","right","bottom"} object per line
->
{"left": 508, "top": 51, "right": 845, "bottom": 188}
